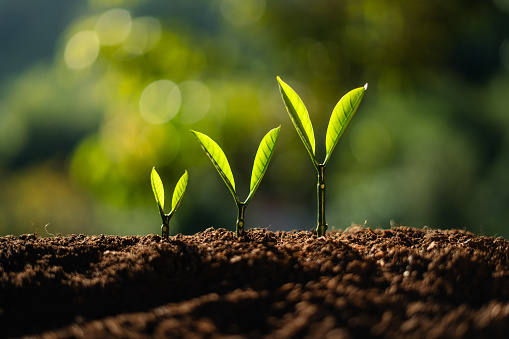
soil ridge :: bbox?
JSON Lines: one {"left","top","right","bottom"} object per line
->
{"left": 1, "top": 227, "right": 508, "bottom": 338}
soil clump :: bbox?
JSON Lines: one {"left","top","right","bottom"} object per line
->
{"left": 1, "top": 227, "right": 509, "bottom": 338}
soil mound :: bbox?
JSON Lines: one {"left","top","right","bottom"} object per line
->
{"left": 1, "top": 227, "right": 508, "bottom": 338}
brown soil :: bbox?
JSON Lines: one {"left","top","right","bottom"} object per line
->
{"left": 1, "top": 227, "right": 509, "bottom": 338}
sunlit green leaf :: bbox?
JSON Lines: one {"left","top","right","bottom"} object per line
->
{"left": 151, "top": 167, "right": 165, "bottom": 213}
{"left": 324, "top": 84, "right": 367, "bottom": 166}
{"left": 247, "top": 126, "right": 280, "bottom": 203}
{"left": 190, "top": 130, "right": 237, "bottom": 201}
{"left": 171, "top": 170, "right": 188, "bottom": 213}
{"left": 277, "top": 76, "right": 316, "bottom": 165}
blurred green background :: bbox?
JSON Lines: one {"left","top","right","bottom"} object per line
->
{"left": 1, "top": 0, "right": 509, "bottom": 237}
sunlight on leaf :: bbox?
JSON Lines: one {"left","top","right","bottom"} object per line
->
{"left": 171, "top": 170, "right": 188, "bottom": 212}
{"left": 277, "top": 76, "right": 316, "bottom": 163}
{"left": 151, "top": 167, "right": 165, "bottom": 212}
{"left": 190, "top": 130, "right": 237, "bottom": 200}
{"left": 247, "top": 126, "right": 280, "bottom": 203}
{"left": 324, "top": 84, "right": 367, "bottom": 166}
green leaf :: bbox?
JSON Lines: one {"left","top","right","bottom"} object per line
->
{"left": 324, "top": 84, "right": 367, "bottom": 166}
{"left": 190, "top": 130, "right": 237, "bottom": 201}
{"left": 247, "top": 126, "right": 280, "bottom": 203}
{"left": 277, "top": 76, "right": 317, "bottom": 165}
{"left": 151, "top": 167, "right": 165, "bottom": 214}
{"left": 171, "top": 170, "right": 188, "bottom": 213}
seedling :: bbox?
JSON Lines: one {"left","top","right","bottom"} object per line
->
{"left": 277, "top": 76, "right": 367, "bottom": 236}
{"left": 150, "top": 167, "right": 188, "bottom": 239}
{"left": 191, "top": 127, "right": 280, "bottom": 236}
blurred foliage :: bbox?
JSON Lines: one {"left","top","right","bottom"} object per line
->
{"left": 1, "top": 0, "right": 509, "bottom": 237}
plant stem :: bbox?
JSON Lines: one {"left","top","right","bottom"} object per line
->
{"left": 317, "top": 164, "right": 327, "bottom": 236}
{"left": 161, "top": 214, "right": 170, "bottom": 239}
{"left": 236, "top": 202, "right": 246, "bottom": 236}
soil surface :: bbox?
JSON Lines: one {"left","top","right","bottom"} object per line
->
{"left": 1, "top": 226, "right": 509, "bottom": 338}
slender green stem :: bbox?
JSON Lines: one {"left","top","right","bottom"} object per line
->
{"left": 236, "top": 202, "right": 247, "bottom": 237}
{"left": 317, "top": 164, "right": 327, "bottom": 236}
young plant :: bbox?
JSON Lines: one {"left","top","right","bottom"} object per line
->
{"left": 150, "top": 167, "right": 188, "bottom": 239}
{"left": 191, "top": 127, "right": 280, "bottom": 236}
{"left": 277, "top": 76, "right": 367, "bottom": 236}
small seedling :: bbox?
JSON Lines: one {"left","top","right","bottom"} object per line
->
{"left": 277, "top": 76, "right": 367, "bottom": 236}
{"left": 191, "top": 127, "right": 280, "bottom": 236}
{"left": 150, "top": 167, "right": 188, "bottom": 239}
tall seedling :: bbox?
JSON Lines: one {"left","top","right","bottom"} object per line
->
{"left": 151, "top": 168, "right": 188, "bottom": 239}
{"left": 191, "top": 127, "right": 280, "bottom": 236}
{"left": 277, "top": 76, "right": 367, "bottom": 236}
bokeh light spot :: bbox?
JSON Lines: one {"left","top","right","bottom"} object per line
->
{"left": 64, "top": 30, "right": 100, "bottom": 69}
{"left": 123, "top": 17, "right": 162, "bottom": 55}
{"left": 139, "top": 80, "right": 181, "bottom": 124}
{"left": 178, "top": 80, "right": 211, "bottom": 124}
{"left": 220, "top": 0, "right": 266, "bottom": 26}
{"left": 95, "top": 8, "right": 132, "bottom": 45}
